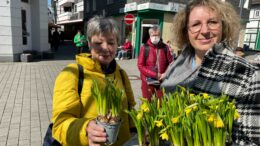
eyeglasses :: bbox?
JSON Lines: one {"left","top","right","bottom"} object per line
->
{"left": 188, "top": 20, "right": 222, "bottom": 33}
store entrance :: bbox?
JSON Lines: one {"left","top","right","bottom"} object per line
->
{"left": 140, "top": 19, "right": 159, "bottom": 47}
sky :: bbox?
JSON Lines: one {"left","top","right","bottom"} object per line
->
{"left": 48, "top": 0, "right": 51, "bottom": 6}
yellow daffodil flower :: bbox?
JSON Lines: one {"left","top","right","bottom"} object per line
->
{"left": 154, "top": 120, "right": 164, "bottom": 128}
{"left": 137, "top": 112, "right": 143, "bottom": 120}
{"left": 234, "top": 110, "right": 240, "bottom": 120}
{"left": 160, "top": 132, "right": 169, "bottom": 140}
{"left": 189, "top": 93, "right": 195, "bottom": 97}
{"left": 203, "top": 93, "right": 210, "bottom": 99}
{"left": 185, "top": 108, "right": 192, "bottom": 115}
{"left": 171, "top": 117, "right": 179, "bottom": 124}
{"left": 214, "top": 115, "right": 224, "bottom": 128}
{"left": 193, "top": 105, "right": 198, "bottom": 110}
{"left": 208, "top": 114, "right": 215, "bottom": 122}
{"left": 141, "top": 103, "right": 149, "bottom": 113}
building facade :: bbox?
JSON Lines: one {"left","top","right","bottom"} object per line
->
{"left": 244, "top": 0, "right": 260, "bottom": 50}
{"left": 84, "top": 0, "right": 126, "bottom": 42}
{"left": 82, "top": 0, "right": 250, "bottom": 58}
{"left": 0, "top": 0, "right": 48, "bottom": 62}
{"left": 55, "top": 0, "right": 84, "bottom": 40}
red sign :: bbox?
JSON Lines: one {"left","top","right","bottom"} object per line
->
{"left": 124, "top": 14, "right": 135, "bottom": 25}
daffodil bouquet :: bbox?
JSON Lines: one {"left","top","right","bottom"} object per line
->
{"left": 126, "top": 86, "right": 240, "bottom": 146}
{"left": 92, "top": 78, "right": 125, "bottom": 124}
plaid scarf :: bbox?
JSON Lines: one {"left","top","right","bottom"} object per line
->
{"left": 162, "top": 43, "right": 260, "bottom": 145}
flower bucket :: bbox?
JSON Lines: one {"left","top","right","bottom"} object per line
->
{"left": 96, "top": 119, "right": 122, "bottom": 145}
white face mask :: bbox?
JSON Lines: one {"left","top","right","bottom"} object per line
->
{"left": 150, "top": 36, "right": 160, "bottom": 44}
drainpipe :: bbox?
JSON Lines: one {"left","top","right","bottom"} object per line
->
{"left": 238, "top": 0, "right": 244, "bottom": 47}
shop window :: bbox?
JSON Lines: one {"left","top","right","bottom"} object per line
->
{"left": 251, "top": 34, "right": 257, "bottom": 42}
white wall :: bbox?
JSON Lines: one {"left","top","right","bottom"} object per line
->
{"left": 0, "top": 0, "right": 48, "bottom": 62}
{"left": 0, "top": 0, "right": 22, "bottom": 61}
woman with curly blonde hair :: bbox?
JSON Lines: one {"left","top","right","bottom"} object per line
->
{"left": 161, "top": 0, "right": 260, "bottom": 145}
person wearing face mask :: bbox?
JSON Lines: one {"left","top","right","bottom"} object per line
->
{"left": 137, "top": 26, "right": 173, "bottom": 101}
{"left": 161, "top": 0, "right": 260, "bottom": 145}
{"left": 51, "top": 16, "right": 136, "bottom": 146}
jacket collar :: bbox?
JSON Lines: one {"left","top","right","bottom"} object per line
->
{"left": 76, "top": 53, "right": 117, "bottom": 74}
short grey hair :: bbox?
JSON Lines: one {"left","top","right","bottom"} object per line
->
{"left": 149, "top": 26, "right": 160, "bottom": 35}
{"left": 87, "top": 16, "right": 120, "bottom": 44}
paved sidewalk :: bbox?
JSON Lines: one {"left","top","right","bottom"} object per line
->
{"left": 0, "top": 43, "right": 141, "bottom": 146}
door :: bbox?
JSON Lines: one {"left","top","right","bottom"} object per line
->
{"left": 140, "top": 19, "right": 159, "bottom": 48}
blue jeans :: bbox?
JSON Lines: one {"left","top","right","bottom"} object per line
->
{"left": 117, "top": 50, "right": 127, "bottom": 59}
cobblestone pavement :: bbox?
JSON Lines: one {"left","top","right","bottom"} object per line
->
{"left": 0, "top": 42, "right": 141, "bottom": 146}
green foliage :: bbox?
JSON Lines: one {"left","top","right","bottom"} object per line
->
{"left": 127, "top": 86, "right": 239, "bottom": 146}
{"left": 92, "top": 78, "right": 125, "bottom": 121}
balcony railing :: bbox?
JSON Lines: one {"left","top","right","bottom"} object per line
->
{"left": 57, "top": 11, "right": 83, "bottom": 23}
{"left": 70, "top": 12, "right": 83, "bottom": 20}
{"left": 57, "top": 12, "right": 72, "bottom": 22}
{"left": 75, "top": 0, "right": 83, "bottom": 3}
{"left": 59, "top": 0, "right": 75, "bottom": 6}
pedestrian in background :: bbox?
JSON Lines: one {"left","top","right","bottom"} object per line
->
{"left": 115, "top": 38, "right": 132, "bottom": 60}
{"left": 138, "top": 26, "right": 173, "bottom": 101}
{"left": 52, "top": 28, "right": 60, "bottom": 52}
{"left": 59, "top": 30, "right": 65, "bottom": 45}
{"left": 51, "top": 16, "right": 136, "bottom": 146}
{"left": 73, "top": 30, "right": 86, "bottom": 54}
{"left": 161, "top": 0, "right": 260, "bottom": 145}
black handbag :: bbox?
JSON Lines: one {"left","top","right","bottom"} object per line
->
{"left": 43, "top": 64, "right": 84, "bottom": 146}
{"left": 146, "top": 77, "right": 161, "bottom": 86}
{"left": 43, "top": 123, "right": 61, "bottom": 146}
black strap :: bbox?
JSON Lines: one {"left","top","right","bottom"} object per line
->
{"left": 77, "top": 64, "right": 84, "bottom": 96}
{"left": 144, "top": 44, "right": 168, "bottom": 60}
{"left": 144, "top": 44, "right": 150, "bottom": 60}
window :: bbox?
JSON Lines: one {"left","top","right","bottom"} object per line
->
{"left": 107, "top": 0, "right": 113, "bottom": 4}
{"left": 255, "top": 10, "right": 260, "bottom": 18}
{"left": 21, "top": 10, "right": 27, "bottom": 45}
{"left": 86, "top": 1, "right": 90, "bottom": 13}
{"left": 74, "top": 4, "right": 77, "bottom": 13}
{"left": 64, "top": 7, "right": 72, "bottom": 12}
{"left": 93, "top": 0, "right": 96, "bottom": 11}
{"left": 21, "top": 0, "right": 29, "bottom": 3}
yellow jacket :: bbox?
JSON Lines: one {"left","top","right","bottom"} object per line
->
{"left": 52, "top": 54, "right": 136, "bottom": 146}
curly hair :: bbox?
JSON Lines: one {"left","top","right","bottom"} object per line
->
{"left": 172, "top": 0, "right": 240, "bottom": 49}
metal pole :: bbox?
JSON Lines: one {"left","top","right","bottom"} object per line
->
{"left": 238, "top": 0, "right": 244, "bottom": 47}
{"left": 240, "top": 0, "right": 244, "bottom": 18}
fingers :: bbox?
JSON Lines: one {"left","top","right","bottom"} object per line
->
{"left": 87, "top": 120, "right": 107, "bottom": 145}
{"left": 159, "top": 73, "right": 165, "bottom": 81}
